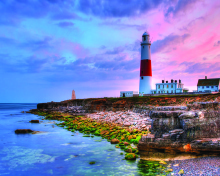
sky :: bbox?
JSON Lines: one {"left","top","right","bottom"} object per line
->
{"left": 0, "top": 0, "right": 220, "bottom": 103}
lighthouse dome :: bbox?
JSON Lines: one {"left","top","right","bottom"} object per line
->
{"left": 142, "top": 31, "right": 150, "bottom": 36}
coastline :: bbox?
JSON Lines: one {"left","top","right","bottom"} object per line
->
{"left": 29, "top": 109, "right": 149, "bottom": 154}
{"left": 28, "top": 94, "right": 220, "bottom": 175}
{"left": 28, "top": 104, "right": 220, "bottom": 175}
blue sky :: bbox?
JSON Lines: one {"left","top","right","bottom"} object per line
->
{"left": 0, "top": 0, "right": 220, "bottom": 103}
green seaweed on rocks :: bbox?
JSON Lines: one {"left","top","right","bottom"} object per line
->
{"left": 137, "top": 160, "right": 168, "bottom": 176}
{"left": 125, "top": 153, "right": 136, "bottom": 160}
{"left": 89, "top": 161, "right": 96, "bottom": 165}
{"left": 83, "top": 135, "right": 90, "bottom": 137}
{"left": 178, "top": 169, "right": 184, "bottom": 174}
{"left": 30, "top": 110, "right": 150, "bottom": 158}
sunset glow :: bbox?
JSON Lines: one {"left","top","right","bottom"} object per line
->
{"left": 0, "top": 0, "right": 220, "bottom": 102}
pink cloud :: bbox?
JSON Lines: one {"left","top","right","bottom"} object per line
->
{"left": 58, "top": 39, "right": 89, "bottom": 58}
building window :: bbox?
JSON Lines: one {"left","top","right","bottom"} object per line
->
{"left": 141, "top": 71, "right": 143, "bottom": 74}
{"left": 211, "top": 86, "right": 214, "bottom": 88}
{"left": 171, "top": 90, "right": 173, "bottom": 93}
{"left": 143, "top": 46, "right": 144, "bottom": 48}
{"left": 143, "top": 36, "right": 146, "bottom": 41}
{"left": 167, "top": 91, "right": 169, "bottom": 93}
{"left": 171, "top": 85, "right": 173, "bottom": 88}
{"left": 158, "top": 85, "right": 160, "bottom": 88}
{"left": 167, "top": 85, "right": 169, "bottom": 88}
{"left": 163, "top": 85, "right": 164, "bottom": 88}
{"left": 158, "top": 91, "right": 160, "bottom": 94}
{"left": 206, "top": 86, "right": 209, "bottom": 88}
{"left": 141, "top": 77, "right": 143, "bottom": 80}
{"left": 202, "top": 86, "right": 204, "bottom": 89}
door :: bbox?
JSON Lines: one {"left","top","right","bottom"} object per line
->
{"left": 123, "top": 93, "right": 125, "bottom": 97}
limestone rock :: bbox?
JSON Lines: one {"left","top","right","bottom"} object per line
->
{"left": 111, "top": 138, "right": 120, "bottom": 144}
{"left": 178, "top": 169, "right": 184, "bottom": 174}
{"left": 124, "top": 122, "right": 131, "bottom": 127}
{"left": 30, "top": 120, "right": 39, "bottom": 123}
{"left": 179, "top": 111, "right": 197, "bottom": 119}
{"left": 15, "top": 129, "right": 33, "bottom": 134}
{"left": 125, "top": 153, "right": 136, "bottom": 160}
{"left": 124, "top": 142, "right": 129, "bottom": 146}
{"left": 125, "top": 148, "right": 133, "bottom": 153}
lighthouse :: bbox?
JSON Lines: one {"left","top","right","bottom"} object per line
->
{"left": 139, "top": 32, "right": 152, "bottom": 96}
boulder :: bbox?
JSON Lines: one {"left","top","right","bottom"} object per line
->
{"left": 125, "top": 148, "right": 133, "bottom": 153}
{"left": 100, "top": 130, "right": 109, "bottom": 135}
{"left": 179, "top": 111, "right": 197, "bottom": 119}
{"left": 30, "top": 120, "right": 39, "bottom": 123}
{"left": 124, "top": 142, "right": 129, "bottom": 146}
{"left": 121, "top": 136, "right": 125, "bottom": 140}
{"left": 110, "top": 138, "right": 120, "bottom": 144}
{"left": 15, "top": 129, "right": 33, "bottom": 134}
{"left": 128, "top": 135, "right": 133, "bottom": 140}
{"left": 125, "top": 153, "right": 136, "bottom": 160}
{"left": 124, "top": 122, "right": 131, "bottom": 127}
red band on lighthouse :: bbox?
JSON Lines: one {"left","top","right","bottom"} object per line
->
{"left": 140, "top": 59, "right": 152, "bottom": 76}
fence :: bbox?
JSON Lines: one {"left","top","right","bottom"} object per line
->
{"left": 143, "top": 92, "right": 214, "bottom": 96}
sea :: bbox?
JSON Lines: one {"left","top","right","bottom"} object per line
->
{"left": 0, "top": 103, "right": 154, "bottom": 176}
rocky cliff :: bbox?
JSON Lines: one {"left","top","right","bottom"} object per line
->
{"left": 37, "top": 93, "right": 220, "bottom": 113}
{"left": 137, "top": 102, "right": 220, "bottom": 160}
{"left": 37, "top": 93, "right": 220, "bottom": 159}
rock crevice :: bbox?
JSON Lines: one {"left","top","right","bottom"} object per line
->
{"left": 137, "top": 102, "right": 220, "bottom": 159}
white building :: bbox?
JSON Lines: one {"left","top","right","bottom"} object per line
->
{"left": 197, "top": 76, "right": 220, "bottom": 93}
{"left": 151, "top": 79, "right": 184, "bottom": 94}
{"left": 139, "top": 32, "right": 152, "bottom": 96}
{"left": 120, "top": 91, "right": 139, "bottom": 97}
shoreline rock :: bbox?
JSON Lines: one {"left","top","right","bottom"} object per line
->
{"left": 137, "top": 102, "right": 220, "bottom": 160}
{"left": 111, "top": 138, "right": 120, "bottom": 144}
{"left": 30, "top": 120, "right": 39, "bottom": 123}
{"left": 15, "top": 129, "right": 34, "bottom": 134}
{"left": 15, "top": 129, "right": 45, "bottom": 134}
{"left": 30, "top": 98, "right": 220, "bottom": 160}
{"left": 125, "top": 153, "right": 136, "bottom": 160}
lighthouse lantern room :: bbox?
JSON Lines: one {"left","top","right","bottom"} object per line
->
{"left": 139, "top": 32, "right": 152, "bottom": 96}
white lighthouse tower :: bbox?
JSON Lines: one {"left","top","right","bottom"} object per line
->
{"left": 139, "top": 32, "right": 152, "bottom": 96}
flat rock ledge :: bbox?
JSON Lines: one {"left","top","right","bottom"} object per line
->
{"left": 34, "top": 100, "right": 220, "bottom": 160}
{"left": 30, "top": 120, "right": 39, "bottom": 123}
{"left": 138, "top": 137, "right": 220, "bottom": 161}
{"left": 137, "top": 102, "right": 220, "bottom": 160}
{"left": 15, "top": 129, "right": 43, "bottom": 134}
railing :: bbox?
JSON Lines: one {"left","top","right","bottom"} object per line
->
{"left": 143, "top": 92, "right": 214, "bottom": 96}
